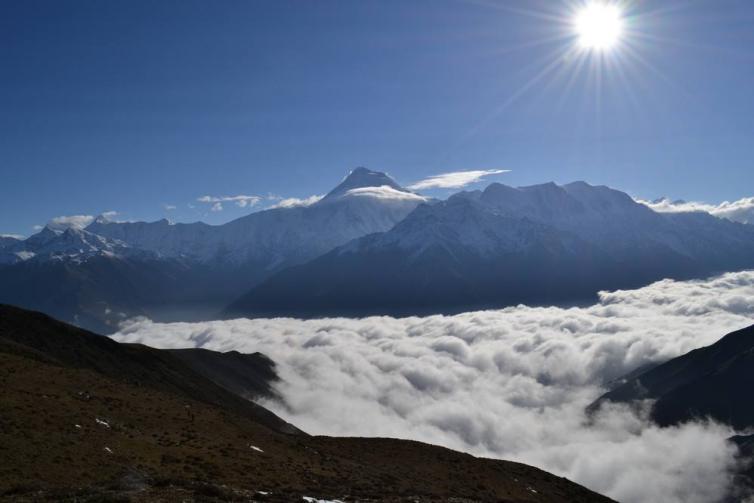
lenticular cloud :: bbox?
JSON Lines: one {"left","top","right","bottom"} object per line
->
{"left": 112, "top": 270, "right": 754, "bottom": 503}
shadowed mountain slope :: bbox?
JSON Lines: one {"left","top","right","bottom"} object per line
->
{"left": 168, "top": 348, "right": 279, "bottom": 401}
{"left": 0, "top": 304, "right": 297, "bottom": 434}
{"left": 227, "top": 182, "right": 754, "bottom": 319}
{"left": 0, "top": 305, "right": 613, "bottom": 502}
{"left": 591, "top": 325, "right": 754, "bottom": 430}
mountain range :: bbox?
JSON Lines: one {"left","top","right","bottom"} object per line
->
{"left": 0, "top": 305, "right": 613, "bottom": 502}
{"left": 228, "top": 180, "right": 754, "bottom": 318}
{"left": 0, "top": 168, "right": 425, "bottom": 331}
{"left": 3, "top": 168, "right": 754, "bottom": 329}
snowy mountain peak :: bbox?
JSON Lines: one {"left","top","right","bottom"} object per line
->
{"left": 28, "top": 226, "right": 63, "bottom": 244}
{"left": 93, "top": 214, "right": 113, "bottom": 225}
{"left": 0, "top": 225, "right": 137, "bottom": 265}
{"left": 480, "top": 181, "right": 642, "bottom": 218}
{"left": 322, "top": 167, "right": 409, "bottom": 201}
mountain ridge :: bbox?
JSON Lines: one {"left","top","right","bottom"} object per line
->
{"left": 0, "top": 168, "right": 424, "bottom": 330}
{"left": 4, "top": 176, "right": 754, "bottom": 330}
{"left": 0, "top": 304, "right": 614, "bottom": 502}
{"left": 590, "top": 324, "right": 754, "bottom": 430}
{"left": 227, "top": 181, "right": 754, "bottom": 318}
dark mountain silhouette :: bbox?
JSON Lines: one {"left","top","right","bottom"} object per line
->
{"left": 168, "top": 348, "right": 279, "bottom": 401}
{"left": 0, "top": 305, "right": 613, "bottom": 502}
{"left": 591, "top": 324, "right": 754, "bottom": 430}
{"left": 0, "top": 304, "right": 297, "bottom": 434}
{"left": 592, "top": 325, "right": 754, "bottom": 501}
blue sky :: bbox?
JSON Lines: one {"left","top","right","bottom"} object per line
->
{"left": 1, "top": 0, "right": 753, "bottom": 235}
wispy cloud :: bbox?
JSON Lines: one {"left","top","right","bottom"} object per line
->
{"left": 163, "top": 204, "right": 177, "bottom": 211}
{"left": 639, "top": 196, "right": 754, "bottom": 224}
{"left": 47, "top": 215, "right": 95, "bottom": 230}
{"left": 34, "top": 211, "right": 120, "bottom": 231}
{"left": 197, "top": 194, "right": 262, "bottom": 211}
{"left": 345, "top": 186, "right": 428, "bottom": 201}
{"left": 408, "top": 169, "right": 511, "bottom": 190}
{"left": 268, "top": 194, "right": 324, "bottom": 209}
{"left": 0, "top": 233, "right": 24, "bottom": 240}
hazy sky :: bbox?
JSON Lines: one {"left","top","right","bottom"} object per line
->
{"left": 2, "top": 0, "right": 753, "bottom": 235}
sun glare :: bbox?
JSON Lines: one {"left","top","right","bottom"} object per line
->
{"left": 575, "top": 2, "right": 624, "bottom": 51}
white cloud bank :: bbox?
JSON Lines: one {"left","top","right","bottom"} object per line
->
{"left": 408, "top": 169, "right": 511, "bottom": 190}
{"left": 640, "top": 196, "right": 754, "bottom": 225}
{"left": 112, "top": 271, "right": 754, "bottom": 503}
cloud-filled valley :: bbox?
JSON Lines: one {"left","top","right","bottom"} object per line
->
{"left": 113, "top": 270, "right": 754, "bottom": 503}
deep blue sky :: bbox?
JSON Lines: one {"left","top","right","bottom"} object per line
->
{"left": 2, "top": 0, "right": 754, "bottom": 235}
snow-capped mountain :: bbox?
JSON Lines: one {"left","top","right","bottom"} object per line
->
{"left": 86, "top": 167, "right": 425, "bottom": 268}
{"left": 6, "top": 175, "right": 754, "bottom": 329}
{"left": 0, "top": 168, "right": 425, "bottom": 331}
{"left": 227, "top": 182, "right": 754, "bottom": 318}
{"left": 0, "top": 226, "right": 138, "bottom": 265}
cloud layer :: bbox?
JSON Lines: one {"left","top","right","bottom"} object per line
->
{"left": 640, "top": 196, "right": 754, "bottom": 224}
{"left": 112, "top": 271, "right": 754, "bottom": 503}
{"left": 408, "top": 169, "right": 511, "bottom": 190}
{"left": 42, "top": 211, "right": 119, "bottom": 231}
{"left": 344, "top": 185, "right": 428, "bottom": 201}
{"left": 269, "top": 194, "right": 324, "bottom": 209}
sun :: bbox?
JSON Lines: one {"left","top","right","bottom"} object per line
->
{"left": 574, "top": 2, "right": 624, "bottom": 51}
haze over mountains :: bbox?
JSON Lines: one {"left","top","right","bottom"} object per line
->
{"left": 2, "top": 167, "right": 754, "bottom": 330}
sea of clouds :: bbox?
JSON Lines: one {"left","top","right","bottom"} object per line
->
{"left": 112, "top": 271, "right": 754, "bottom": 503}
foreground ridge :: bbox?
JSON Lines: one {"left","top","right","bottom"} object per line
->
{"left": 0, "top": 305, "right": 613, "bottom": 502}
